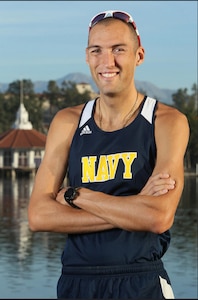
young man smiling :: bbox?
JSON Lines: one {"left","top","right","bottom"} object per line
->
{"left": 28, "top": 10, "right": 189, "bottom": 299}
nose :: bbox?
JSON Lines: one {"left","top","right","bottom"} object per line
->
{"left": 101, "top": 50, "right": 115, "bottom": 67}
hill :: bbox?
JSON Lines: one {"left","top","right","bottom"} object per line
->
{"left": 0, "top": 72, "right": 176, "bottom": 104}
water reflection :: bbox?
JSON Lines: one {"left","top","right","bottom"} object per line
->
{"left": 0, "top": 176, "right": 197, "bottom": 298}
{"left": 163, "top": 176, "right": 198, "bottom": 299}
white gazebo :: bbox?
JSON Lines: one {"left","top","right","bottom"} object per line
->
{"left": 0, "top": 83, "right": 46, "bottom": 178}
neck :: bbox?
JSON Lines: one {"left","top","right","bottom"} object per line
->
{"left": 98, "top": 91, "right": 139, "bottom": 131}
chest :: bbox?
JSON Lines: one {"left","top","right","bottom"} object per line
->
{"left": 68, "top": 112, "right": 156, "bottom": 193}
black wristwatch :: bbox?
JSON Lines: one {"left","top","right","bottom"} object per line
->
{"left": 64, "top": 187, "right": 81, "bottom": 209}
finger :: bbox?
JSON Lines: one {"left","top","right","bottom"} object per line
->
{"left": 150, "top": 174, "right": 174, "bottom": 184}
{"left": 150, "top": 173, "right": 170, "bottom": 182}
{"left": 151, "top": 182, "right": 175, "bottom": 194}
{"left": 153, "top": 189, "right": 169, "bottom": 196}
{"left": 141, "top": 181, "right": 175, "bottom": 196}
{"left": 139, "top": 173, "right": 175, "bottom": 196}
{"left": 143, "top": 174, "right": 169, "bottom": 190}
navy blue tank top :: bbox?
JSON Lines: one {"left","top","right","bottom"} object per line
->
{"left": 62, "top": 96, "right": 170, "bottom": 267}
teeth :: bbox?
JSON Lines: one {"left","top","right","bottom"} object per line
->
{"left": 101, "top": 73, "right": 117, "bottom": 78}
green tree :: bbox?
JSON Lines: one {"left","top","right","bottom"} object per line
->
{"left": 7, "top": 79, "right": 34, "bottom": 96}
{"left": 60, "top": 81, "right": 91, "bottom": 109}
{"left": 0, "top": 93, "right": 19, "bottom": 133}
{"left": 46, "top": 80, "right": 61, "bottom": 114}
{"left": 4, "top": 79, "right": 44, "bottom": 132}
{"left": 0, "top": 93, "right": 11, "bottom": 133}
{"left": 25, "top": 94, "right": 45, "bottom": 132}
{"left": 172, "top": 84, "right": 198, "bottom": 170}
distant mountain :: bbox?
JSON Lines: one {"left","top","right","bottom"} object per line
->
{"left": 135, "top": 80, "right": 175, "bottom": 105}
{"left": 0, "top": 72, "right": 176, "bottom": 104}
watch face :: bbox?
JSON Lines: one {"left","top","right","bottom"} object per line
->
{"left": 64, "top": 187, "right": 80, "bottom": 209}
{"left": 65, "top": 187, "right": 75, "bottom": 200}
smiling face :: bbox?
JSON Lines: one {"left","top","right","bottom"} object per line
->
{"left": 86, "top": 18, "right": 144, "bottom": 98}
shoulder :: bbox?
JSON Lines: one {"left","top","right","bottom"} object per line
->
{"left": 154, "top": 102, "right": 189, "bottom": 155}
{"left": 155, "top": 102, "right": 189, "bottom": 131}
{"left": 48, "top": 103, "right": 86, "bottom": 136}
{"left": 45, "top": 103, "right": 86, "bottom": 148}
{"left": 53, "top": 103, "right": 85, "bottom": 124}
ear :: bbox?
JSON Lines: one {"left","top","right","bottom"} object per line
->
{"left": 136, "top": 47, "right": 145, "bottom": 66}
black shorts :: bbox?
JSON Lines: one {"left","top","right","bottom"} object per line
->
{"left": 57, "top": 260, "right": 174, "bottom": 299}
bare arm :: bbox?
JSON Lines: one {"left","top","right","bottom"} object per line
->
{"left": 29, "top": 105, "right": 173, "bottom": 234}
{"left": 65, "top": 104, "right": 189, "bottom": 234}
{"left": 28, "top": 106, "right": 115, "bottom": 233}
{"left": 28, "top": 103, "right": 188, "bottom": 234}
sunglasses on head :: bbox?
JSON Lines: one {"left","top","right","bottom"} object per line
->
{"left": 89, "top": 10, "right": 141, "bottom": 46}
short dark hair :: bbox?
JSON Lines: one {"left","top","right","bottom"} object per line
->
{"left": 88, "top": 18, "right": 139, "bottom": 51}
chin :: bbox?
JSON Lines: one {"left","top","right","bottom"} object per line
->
{"left": 99, "top": 86, "right": 118, "bottom": 97}
{"left": 104, "top": 92, "right": 117, "bottom": 97}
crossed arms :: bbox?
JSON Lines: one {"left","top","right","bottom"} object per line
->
{"left": 28, "top": 102, "right": 189, "bottom": 234}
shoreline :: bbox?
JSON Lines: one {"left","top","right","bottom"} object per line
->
{"left": 184, "top": 172, "right": 197, "bottom": 176}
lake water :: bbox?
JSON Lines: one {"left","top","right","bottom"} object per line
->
{"left": 0, "top": 175, "right": 197, "bottom": 299}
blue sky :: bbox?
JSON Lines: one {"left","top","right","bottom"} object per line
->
{"left": 0, "top": 1, "right": 197, "bottom": 90}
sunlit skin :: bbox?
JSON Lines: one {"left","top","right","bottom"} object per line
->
{"left": 27, "top": 15, "right": 190, "bottom": 300}
{"left": 24, "top": 9, "right": 193, "bottom": 299}
{"left": 86, "top": 19, "right": 145, "bottom": 128}
{"left": 28, "top": 17, "right": 189, "bottom": 236}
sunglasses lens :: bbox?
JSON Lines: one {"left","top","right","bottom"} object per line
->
{"left": 89, "top": 10, "right": 141, "bottom": 46}
{"left": 113, "top": 12, "right": 130, "bottom": 23}
{"left": 114, "top": 12, "right": 137, "bottom": 30}
{"left": 90, "top": 13, "right": 106, "bottom": 28}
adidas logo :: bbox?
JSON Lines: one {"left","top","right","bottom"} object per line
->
{"left": 80, "top": 125, "right": 92, "bottom": 136}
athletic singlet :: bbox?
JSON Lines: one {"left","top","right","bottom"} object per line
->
{"left": 61, "top": 96, "right": 171, "bottom": 267}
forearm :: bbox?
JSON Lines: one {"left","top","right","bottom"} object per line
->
{"left": 28, "top": 197, "right": 114, "bottom": 233}
{"left": 73, "top": 187, "right": 180, "bottom": 234}
{"left": 73, "top": 190, "right": 152, "bottom": 232}
{"left": 28, "top": 170, "right": 179, "bottom": 234}
{"left": 53, "top": 172, "right": 178, "bottom": 234}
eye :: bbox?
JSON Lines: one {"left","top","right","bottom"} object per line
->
{"left": 89, "top": 47, "right": 101, "bottom": 54}
{"left": 113, "top": 47, "right": 125, "bottom": 54}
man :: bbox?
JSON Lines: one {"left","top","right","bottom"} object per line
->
{"left": 28, "top": 10, "right": 189, "bottom": 299}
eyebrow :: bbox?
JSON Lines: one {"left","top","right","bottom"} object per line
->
{"left": 87, "top": 43, "right": 128, "bottom": 50}
{"left": 86, "top": 45, "right": 100, "bottom": 50}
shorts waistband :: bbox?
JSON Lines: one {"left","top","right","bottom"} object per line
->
{"left": 62, "top": 260, "right": 164, "bottom": 275}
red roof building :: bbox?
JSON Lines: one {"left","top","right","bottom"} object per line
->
{"left": 0, "top": 102, "right": 46, "bottom": 177}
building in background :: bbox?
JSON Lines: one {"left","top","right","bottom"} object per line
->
{"left": 0, "top": 83, "right": 46, "bottom": 178}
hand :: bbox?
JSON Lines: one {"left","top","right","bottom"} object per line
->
{"left": 139, "top": 173, "right": 175, "bottom": 196}
{"left": 56, "top": 187, "right": 68, "bottom": 205}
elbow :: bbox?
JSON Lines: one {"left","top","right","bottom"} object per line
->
{"left": 28, "top": 215, "right": 40, "bottom": 232}
{"left": 28, "top": 208, "right": 43, "bottom": 232}
{"left": 150, "top": 213, "right": 174, "bottom": 234}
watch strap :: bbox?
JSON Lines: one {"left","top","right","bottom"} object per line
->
{"left": 64, "top": 187, "right": 81, "bottom": 209}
